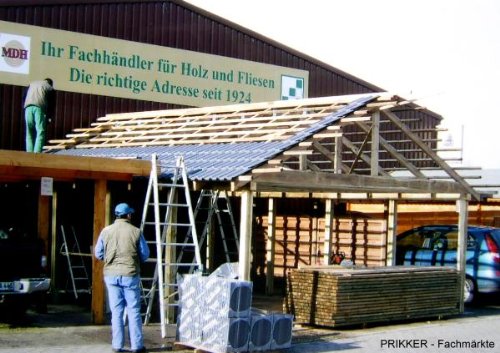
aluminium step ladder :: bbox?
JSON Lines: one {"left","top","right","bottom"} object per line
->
{"left": 186, "top": 189, "right": 239, "bottom": 271}
{"left": 139, "top": 154, "right": 202, "bottom": 338}
{"left": 59, "top": 225, "right": 92, "bottom": 299}
{"left": 211, "top": 189, "right": 239, "bottom": 263}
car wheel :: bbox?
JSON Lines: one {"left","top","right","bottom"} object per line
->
{"left": 464, "top": 277, "right": 476, "bottom": 304}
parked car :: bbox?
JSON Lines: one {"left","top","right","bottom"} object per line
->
{"left": 396, "top": 225, "right": 500, "bottom": 303}
{"left": 0, "top": 227, "right": 50, "bottom": 317}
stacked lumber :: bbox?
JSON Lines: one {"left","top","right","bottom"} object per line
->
{"left": 284, "top": 266, "right": 460, "bottom": 328}
{"left": 253, "top": 215, "right": 388, "bottom": 278}
{"left": 332, "top": 218, "right": 387, "bottom": 267}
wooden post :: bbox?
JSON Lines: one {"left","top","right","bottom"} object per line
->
{"left": 457, "top": 197, "right": 468, "bottom": 313}
{"left": 265, "top": 198, "right": 276, "bottom": 295}
{"left": 299, "top": 155, "right": 307, "bottom": 171}
{"left": 238, "top": 190, "right": 253, "bottom": 281}
{"left": 37, "top": 194, "right": 51, "bottom": 259}
{"left": 50, "top": 191, "right": 58, "bottom": 295}
{"left": 91, "top": 179, "right": 109, "bottom": 324}
{"left": 334, "top": 136, "right": 343, "bottom": 173}
{"left": 385, "top": 199, "right": 397, "bottom": 266}
{"left": 370, "top": 111, "right": 380, "bottom": 176}
{"left": 323, "top": 199, "right": 334, "bottom": 265}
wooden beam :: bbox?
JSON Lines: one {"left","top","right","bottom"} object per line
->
{"left": 382, "top": 110, "right": 479, "bottom": 200}
{"left": 323, "top": 199, "right": 334, "bottom": 265}
{"left": 50, "top": 191, "right": 58, "bottom": 297}
{"left": 265, "top": 198, "right": 276, "bottom": 295}
{"left": 283, "top": 149, "right": 314, "bottom": 156}
{"left": 306, "top": 160, "right": 322, "bottom": 172}
{"left": 0, "top": 166, "right": 138, "bottom": 182}
{"left": 312, "top": 141, "right": 335, "bottom": 164}
{"left": 347, "top": 125, "right": 372, "bottom": 174}
{"left": 339, "top": 116, "right": 371, "bottom": 124}
{"left": 91, "top": 179, "right": 109, "bottom": 324}
{"left": 371, "top": 111, "right": 380, "bottom": 176}
{"left": 238, "top": 190, "right": 253, "bottom": 281}
{"left": 0, "top": 150, "right": 150, "bottom": 182}
{"left": 37, "top": 193, "right": 51, "bottom": 259}
{"left": 334, "top": 136, "right": 343, "bottom": 174}
{"left": 299, "top": 155, "right": 307, "bottom": 171}
{"left": 250, "top": 171, "right": 467, "bottom": 195}
{"left": 385, "top": 200, "right": 397, "bottom": 266}
{"left": 99, "top": 94, "right": 352, "bottom": 122}
{"left": 457, "top": 198, "right": 468, "bottom": 313}
{"left": 355, "top": 121, "right": 425, "bottom": 178}
{"left": 341, "top": 136, "right": 390, "bottom": 177}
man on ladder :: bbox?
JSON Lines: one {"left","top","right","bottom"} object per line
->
{"left": 94, "top": 203, "right": 150, "bottom": 353}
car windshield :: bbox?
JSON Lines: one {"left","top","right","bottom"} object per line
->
{"left": 398, "top": 227, "right": 459, "bottom": 250}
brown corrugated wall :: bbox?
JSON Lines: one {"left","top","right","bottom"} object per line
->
{"left": 0, "top": 0, "right": 440, "bottom": 168}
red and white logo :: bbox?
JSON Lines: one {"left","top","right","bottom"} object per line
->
{"left": 0, "top": 33, "right": 30, "bottom": 74}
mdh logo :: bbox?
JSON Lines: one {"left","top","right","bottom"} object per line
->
{"left": 2, "top": 45, "right": 29, "bottom": 60}
{"left": 0, "top": 34, "right": 30, "bottom": 74}
{"left": 2, "top": 40, "right": 28, "bottom": 66}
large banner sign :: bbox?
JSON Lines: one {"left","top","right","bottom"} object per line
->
{"left": 0, "top": 20, "right": 308, "bottom": 106}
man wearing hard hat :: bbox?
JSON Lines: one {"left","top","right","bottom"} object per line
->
{"left": 94, "top": 203, "right": 150, "bottom": 353}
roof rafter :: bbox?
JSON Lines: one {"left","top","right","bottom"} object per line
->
{"left": 381, "top": 109, "right": 480, "bottom": 200}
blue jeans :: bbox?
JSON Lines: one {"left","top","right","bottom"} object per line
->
{"left": 25, "top": 105, "right": 47, "bottom": 153}
{"left": 104, "top": 275, "right": 144, "bottom": 351}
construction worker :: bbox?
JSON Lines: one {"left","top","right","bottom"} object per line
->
{"left": 94, "top": 203, "right": 150, "bottom": 353}
{"left": 23, "top": 78, "right": 55, "bottom": 153}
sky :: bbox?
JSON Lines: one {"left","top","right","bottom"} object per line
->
{"left": 185, "top": 0, "right": 500, "bottom": 169}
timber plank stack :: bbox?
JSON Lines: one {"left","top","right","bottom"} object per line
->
{"left": 253, "top": 215, "right": 388, "bottom": 278}
{"left": 284, "top": 266, "right": 460, "bottom": 328}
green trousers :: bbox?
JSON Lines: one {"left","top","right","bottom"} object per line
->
{"left": 25, "top": 105, "right": 47, "bottom": 153}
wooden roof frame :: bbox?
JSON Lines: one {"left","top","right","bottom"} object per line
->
{"left": 43, "top": 92, "right": 480, "bottom": 201}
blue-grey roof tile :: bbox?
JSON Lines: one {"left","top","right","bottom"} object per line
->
{"left": 55, "top": 95, "right": 376, "bottom": 181}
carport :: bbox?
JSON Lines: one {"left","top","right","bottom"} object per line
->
{"left": 2, "top": 93, "right": 483, "bottom": 323}
{"left": 0, "top": 150, "right": 150, "bottom": 323}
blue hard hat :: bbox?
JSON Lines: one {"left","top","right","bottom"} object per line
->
{"left": 115, "top": 203, "right": 135, "bottom": 216}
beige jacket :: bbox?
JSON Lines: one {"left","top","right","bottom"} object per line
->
{"left": 97, "top": 218, "right": 143, "bottom": 276}
{"left": 24, "top": 80, "right": 53, "bottom": 111}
